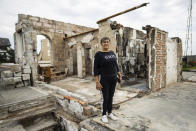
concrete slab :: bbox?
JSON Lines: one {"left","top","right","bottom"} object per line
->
{"left": 0, "top": 87, "right": 48, "bottom": 106}
{"left": 182, "top": 71, "right": 196, "bottom": 82}
{"left": 93, "top": 114, "right": 151, "bottom": 131}
{"left": 0, "top": 123, "right": 26, "bottom": 131}
{"left": 50, "top": 77, "right": 138, "bottom": 105}
{"left": 24, "top": 118, "right": 57, "bottom": 131}
{"left": 119, "top": 79, "right": 148, "bottom": 93}
{"left": 93, "top": 82, "right": 196, "bottom": 131}
{"left": 0, "top": 86, "right": 56, "bottom": 122}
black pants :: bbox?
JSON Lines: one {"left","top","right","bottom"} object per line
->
{"left": 100, "top": 75, "right": 117, "bottom": 116}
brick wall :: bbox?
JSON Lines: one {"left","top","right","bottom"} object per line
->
{"left": 143, "top": 25, "right": 168, "bottom": 91}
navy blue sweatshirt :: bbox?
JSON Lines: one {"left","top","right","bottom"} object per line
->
{"left": 93, "top": 50, "right": 119, "bottom": 76}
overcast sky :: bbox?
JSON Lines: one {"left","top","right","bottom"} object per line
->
{"left": 0, "top": 0, "right": 195, "bottom": 55}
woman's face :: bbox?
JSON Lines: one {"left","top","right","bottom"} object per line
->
{"left": 101, "top": 39, "right": 110, "bottom": 50}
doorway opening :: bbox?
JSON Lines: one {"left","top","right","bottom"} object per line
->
{"left": 36, "top": 35, "right": 53, "bottom": 82}
{"left": 37, "top": 35, "right": 52, "bottom": 63}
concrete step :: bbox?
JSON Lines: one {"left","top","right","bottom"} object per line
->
{"left": 21, "top": 113, "right": 57, "bottom": 131}
{"left": 25, "top": 119, "right": 57, "bottom": 131}
{"left": 0, "top": 103, "right": 55, "bottom": 123}
{"left": 0, "top": 87, "right": 56, "bottom": 120}
{"left": 0, "top": 85, "right": 59, "bottom": 131}
{"left": 0, "top": 108, "right": 57, "bottom": 131}
{"left": 90, "top": 114, "right": 151, "bottom": 131}
{"left": 0, "top": 122, "right": 26, "bottom": 131}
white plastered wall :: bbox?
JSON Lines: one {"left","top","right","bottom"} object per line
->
{"left": 77, "top": 46, "right": 83, "bottom": 78}
{"left": 166, "top": 38, "right": 177, "bottom": 85}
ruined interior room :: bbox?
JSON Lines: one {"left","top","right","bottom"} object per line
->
{"left": 0, "top": 2, "right": 189, "bottom": 131}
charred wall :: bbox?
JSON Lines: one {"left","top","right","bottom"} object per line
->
{"left": 116, "top": 27, "right": 147, "bottom": 80}
{"left": 98, "top": 20, "right": 147, "bottom": 81}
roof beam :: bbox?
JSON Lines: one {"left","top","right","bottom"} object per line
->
{"left": 97, "top": 3, "right": 149, "bottom": 24}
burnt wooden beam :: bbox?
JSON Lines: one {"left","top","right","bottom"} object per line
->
{"left": 64, "top": 28, "right": 98, "bottom": 40}
{"left": 97, "top": 3, "right": 149, "bottom": 24}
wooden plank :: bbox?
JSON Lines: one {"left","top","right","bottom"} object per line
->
{"left": 64, "top": 29, "right": 98, "bottom": 39}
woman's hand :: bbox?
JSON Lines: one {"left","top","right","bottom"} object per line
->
{"left": 96, "top": 81, "right": 103, "bottom": 90}
{"left": 119, "top": 76, "right": 122, "bottom": 83}
{"left": 117, "top": 72, "right": 122, "bottom": 83}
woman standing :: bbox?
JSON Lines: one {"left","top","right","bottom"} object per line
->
{"left": 93, "top": 37, "right": 122, "bottom": 123}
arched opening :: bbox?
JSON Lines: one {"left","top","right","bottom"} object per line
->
{"left": 36, "top": 35, "right": 52, "bottom": 82}
{"left": 36, "top": 35, "right": 52, "bottom": 63}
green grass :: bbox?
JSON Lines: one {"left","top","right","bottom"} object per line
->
{"left": 182, "top": 66, "right": 196, "bottom": 71}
